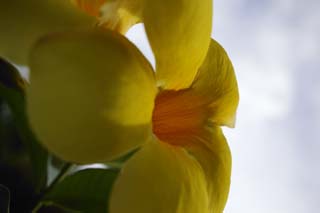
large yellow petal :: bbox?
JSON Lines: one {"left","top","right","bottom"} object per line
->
{"left": 110, "top": 140, "right": 210, "bottom": 213}
{"left": 192, "top": 39, "right": 239, "bottom": 127}
{"left": 143, "top": 0, "right": 213, "bottom": 89}
{"left": 27, "top": 29, "right": 157, "bottom": 163}
{"left": 184, "top": 126, "right": 232, "bottom": 213}
{"left": 0, "top": 0, "right": 95, "bottom": 64}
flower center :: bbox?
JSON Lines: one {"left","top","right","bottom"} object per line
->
{"left": 152, "top": 89, "right": 209, "bottom": 146}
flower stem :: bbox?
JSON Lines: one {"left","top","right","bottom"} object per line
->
{"left": 32, "top": 163, "right": 73, "bottom": 212}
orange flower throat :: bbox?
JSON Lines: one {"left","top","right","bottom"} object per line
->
{"left": 152, "top": 89, "right": 209, "bottom": 146}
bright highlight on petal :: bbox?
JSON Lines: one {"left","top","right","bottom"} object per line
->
{"left": 27, "top": 29, "right": 157, "bottom": 163}
{"left": 0, "top": 0, "right": 95, "bottom": 64}
{"left": 192, "top": 39, "right": 239, "bottom": 127}
{"left": 143, "top": 0, "right": 213, "bottom": 89}
{"left": 110, "top": 141, "right": 210, "bottom": 213}
{"left": 184, "top": 127, "right": 232, "bottom": 213}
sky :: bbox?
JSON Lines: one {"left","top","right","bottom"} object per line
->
{"left": 126, "top": 0, "right": 320, "bottom": 212}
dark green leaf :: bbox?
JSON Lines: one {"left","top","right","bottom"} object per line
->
{"left": 0, "top": 184, "right": 10, "bottom": 213}
{"left": 0, "top": 58, "right": 48, "bottom": 192}
{"left": 0, "top": 57, "right": 25, "bottom": 94}
{"left": 1, "top": 93, "right": 39, "bottom": 212}
{"left": 0, "top": 164, "right": 38, "bottom": 212}
{"left": 106, "top": 148, "right": 138, "bottom": 168}
{"left": 34, "top": 202, "right": 81, "bottom": 213}
{"left": 0, "top": 100, "right": 29, "bottom": 168}
{"left": 43, "top": 168, "right": 119, "bottom": 213}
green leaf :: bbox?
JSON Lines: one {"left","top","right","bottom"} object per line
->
{"left": 0, "top": 58, "right": 48, "bottom": 192}
{"left": 0, "top": 57, "right": 25, "bottom": 93}
{"left": 43, "top": 168, "right": 119, "bottom": 213}
{"left": 0, "top": 100, "right": 29, "bottom": 168}
{"left": 0, "top": 93, "right": 39, "bottom": 211}
{"left": 0, "top": 184, "right": 10, "bottom": 213}
{"left": 34, "top": 202, "right": 81, "bottom": 213}
{"left": 106, "top": 148, "right": 138, "bottom": 168}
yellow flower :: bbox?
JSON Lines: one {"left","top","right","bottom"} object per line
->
{"left": 0, "top": 0, "right": 239, "bottom": 212}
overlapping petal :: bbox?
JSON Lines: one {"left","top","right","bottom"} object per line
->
{"left": 192, "top": 39, "right": 239, "bottom": 127}
{"left": 100, "top": 0, "right": 142, "bottom": 34}
{"left": 143, "top": 0, "right": 213, "bottom": 89}
{"left": 0, "top": 0, "right": 95, "bottom": 65}
{"left": 184, "top": 126, "right": 232, "bottom": 212}
{"left": 27, "top": 29, "right": 157, "bottom": 163}
{"left": 70, "top": 0, "right": 106, "bottom": 17}
{"left": 110, "top": 140, "right": 210, "bottom": 213}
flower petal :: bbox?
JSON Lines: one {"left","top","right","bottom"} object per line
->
{"left": 110, "top": 140, "right": 210, "bottom": 213}
{"left": 192, "top": 39, "right": 239, "bottom": 127}
{"left": 184, "top": 126, "right": 232, "bottom": 213}
{"left": 0, "top": 0, "right": 95, "bottom": 64}
{"left": 100, "top": 0, "right": 142, "bottom": 34}
{"left": 143, "top": 0, "right": 213, "bottom": 89}
{"left": 70, "top": 0, "right": 106, "bottom": 17}
{"left": 27, "top": 29, "right": 157, "bottom": 163}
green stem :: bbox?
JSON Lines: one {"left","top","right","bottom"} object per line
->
{"left": 46, "top": 163, "right": 72, "bottom": 194}
{"left": 32, "top": 163, "right": 73, "bottom": 212}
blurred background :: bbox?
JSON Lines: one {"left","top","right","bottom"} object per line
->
{"left": 126, "top": 0, "right": 320, "bottom": 212}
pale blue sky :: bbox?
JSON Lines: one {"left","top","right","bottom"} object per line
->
{"left": 216, "top": 0, "right": 320, "bottom": 212}
{"left": 127, "top": 1, "right": 320, "bottom": 212}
